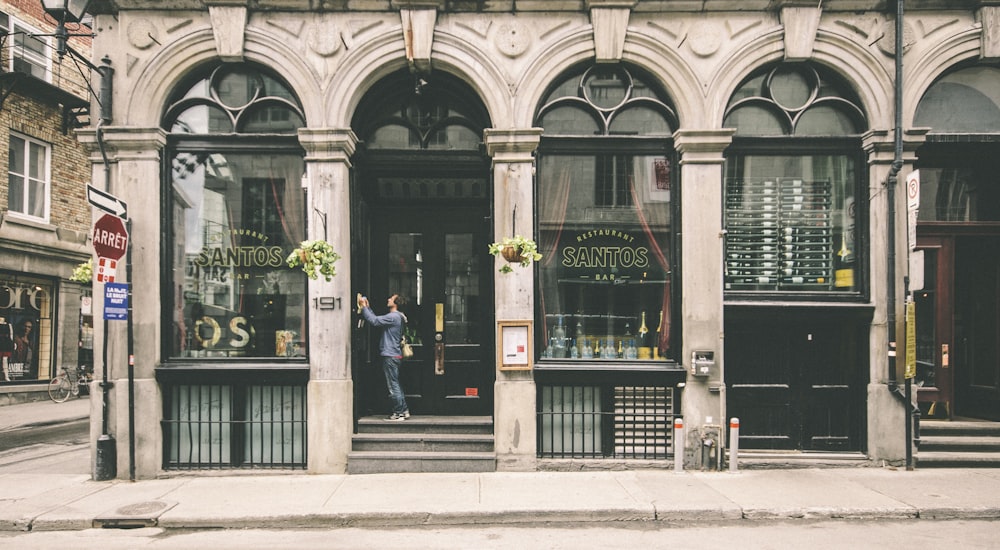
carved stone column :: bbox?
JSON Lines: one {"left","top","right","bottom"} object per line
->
{"left": 485, "top": 128, "right": 542, "bottom": 471}
{"left": 298, "top": 128, "right": 358, "bottom": 473}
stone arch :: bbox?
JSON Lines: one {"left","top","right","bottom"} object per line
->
{"left": 706, "top": 29, "right": 892, "bottom": 131}
{"left": 903, "top": 28, "right": 982, "bottom": 128}
{"left": 323, "top": 28, "right": 510, "bottom": 130}
{"left": 125, "top": 27, "right": 322, "bottom": 129}
{"left": 512, "top": 28, "right": 701, "bottom": 130}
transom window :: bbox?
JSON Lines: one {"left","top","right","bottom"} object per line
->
{"left": 723, "top": 63, "right": 867, "bottom": 295}
{"left": 536, "top": 64, "right": 678, "bottom": 363}
{"left": 7, "top": 133, "right": 50, "bottom": 221}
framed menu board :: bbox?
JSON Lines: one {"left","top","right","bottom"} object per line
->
{"left": 497, "top": 320, "right": 533, "bottom": 371}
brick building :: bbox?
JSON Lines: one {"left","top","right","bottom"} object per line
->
{"left": 0, "top": 0, "right": 94, "bottom": 401}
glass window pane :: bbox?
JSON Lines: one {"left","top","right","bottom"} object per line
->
{"left": 445, "top": 233, "right": 479, "bottom": 344}
{"left": 796, "top": 106, "right": 858, "bottom": 135}
{"left": 724, "top": 155, "right": 858, "bottom": 293}
{"left": 539, "top": 106, "right": 601, "bottom": 136}
{"left": 609, "top": 106, "right": 672, "bottom": 136}
{"left": 915, "top": 67, "right": 1000, "bottom": 133}
{"left": 172, "top": 105, "right": 233, "bottom": 134}
{"left": 916, "top": 167, "right": 1000, "bottom": 222}
{"left": 9, "top": 136, "right": 24, "bottom": 174}
{"left": 370, "top": 125, "right": 419, "bottom": 149}
{"left": 725, "top": 106, "right": 786, "bottom": 136}
{"left": 538, "top": 154, "right": 673, "bottom": 361}
{"left": 168, "top": 152, "right": 307, "bottom": 359}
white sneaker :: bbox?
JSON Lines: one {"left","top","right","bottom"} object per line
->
{"left": 403, "top": 410, "right": 411, "bottom": 419}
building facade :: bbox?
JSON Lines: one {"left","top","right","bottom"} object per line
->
{"left": 82, "top": 0, "right": 1000, "bottom": 478}
{"left": 0, "top": 0, "right": 93, "bottom": 403}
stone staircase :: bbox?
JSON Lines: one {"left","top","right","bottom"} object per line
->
{"left": 917, "top": 420, "right": 1000, "bottom": 468}
{"left": 347, "top": 416, "right": 496, "bottom": 474}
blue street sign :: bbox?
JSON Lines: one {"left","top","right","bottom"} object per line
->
{"left": 104, "top": 282, "right": 129, "bottom": 321}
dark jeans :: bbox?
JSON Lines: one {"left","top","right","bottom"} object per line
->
{"left": 382, "top": 355, "right": 408, "bottom": 415}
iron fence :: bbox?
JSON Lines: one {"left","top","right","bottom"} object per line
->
{"left": 162, "top": 382, "right": 307, "bottom": 469}
{"left": 538, "top": 384, "right": 674, "bottom": 459}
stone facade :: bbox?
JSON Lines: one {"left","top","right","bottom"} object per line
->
{"left": 80, "top": 1, "right": 1000, "bottom": 478}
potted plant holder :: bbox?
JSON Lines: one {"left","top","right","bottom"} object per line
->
{"left": 286, "top": 239, "right": 341, "bottom": 281}
{"left": 488, "top": 235, "right": 542, "bottom": 274}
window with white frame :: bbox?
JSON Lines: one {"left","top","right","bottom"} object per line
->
{"left": 8, "top": 133, "right": 51, "bottom": 221}
{"left": 3, "top": 15, "right": 51, "bottom": 82}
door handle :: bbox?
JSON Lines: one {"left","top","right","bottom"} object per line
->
{"left": 435, "top": 302, "right": 445, "bottom": 375}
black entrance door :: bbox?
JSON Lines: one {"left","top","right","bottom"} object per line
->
{"left": 363, "top": 205, "right": 493, "bottom": 416}
{"left": 726, "top": 313, "right": 865, "bottom": 451}
{"left": 917, "top": 233, "right": 1000, "bottom": 421}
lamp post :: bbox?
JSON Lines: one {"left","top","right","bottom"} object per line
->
{"left": 40, "top": 0, "right": 93, "bottom": 59}
{"left": 41, "top": 0, "right": 117, "bottom": 482}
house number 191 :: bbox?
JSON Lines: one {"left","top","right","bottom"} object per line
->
{"left": 313, "top": 297, "right": 341, "bottom": 310}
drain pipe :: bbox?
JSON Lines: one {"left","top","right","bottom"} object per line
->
{"left": 885, "top": 0, "right": 915, "bottom": 471}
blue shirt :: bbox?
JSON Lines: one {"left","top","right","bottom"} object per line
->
{"left": 361, "top": 307, "right": 407, "bottom": 357}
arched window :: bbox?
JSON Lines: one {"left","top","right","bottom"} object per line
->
{"left": 914, "top": 66, "right": 1000, "bottom": 222}
{"left": 162, "top": 63, "right": 308, "bottom": 362}
{"left": 353, "top": 70, "right": 489, "bottom": 151}
{"left": 534, "top": 63, "right": 678, "bottom": 363}
{"left": 723, "top": 63, "right": 868, "bottom": 295}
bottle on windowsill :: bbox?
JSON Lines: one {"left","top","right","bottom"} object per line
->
{"left": 653, "top": 310, "right": 663, "bottom": 360}
{"left": 637, "top": 311, "right": 651, "bottom": 359}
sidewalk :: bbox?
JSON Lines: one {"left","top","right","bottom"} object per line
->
{"left": 0, "top": 396, "right": 89, "bottom": 432}
{"left": 1, "top": 402, "right": 999, "bottom": 532}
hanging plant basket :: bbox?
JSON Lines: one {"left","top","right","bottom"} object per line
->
{"left": 500, "top": 245, "right": 524, "bottom": 264}
{"left": 488, "top": 235, "right": 542, "bottom": 274}
{"left": 286, "top": 239, "right": 341, "bottom": 281}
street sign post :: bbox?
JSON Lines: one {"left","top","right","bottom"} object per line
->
{"left": 93, "top": 213, "right": 129, "bottom": 261}
{"left": 87, "top": 184, "right": 128, "bottom": 219}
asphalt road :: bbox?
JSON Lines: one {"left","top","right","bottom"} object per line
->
{"left": 0, "top": 418, "right": 89, "bottom": 474}
{"left": 0, "top": 519, "right": 997, "bottom": 549}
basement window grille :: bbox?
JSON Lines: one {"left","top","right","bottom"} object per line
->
{"left": 162, "top": 382, "right": 307, "bottom": 469}
{"left": 537, "top": 385, "right": 673, "bottom": 459}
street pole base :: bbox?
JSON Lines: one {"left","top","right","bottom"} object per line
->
{"left": 95, "top": 434, "right": 117, "bottom": 481}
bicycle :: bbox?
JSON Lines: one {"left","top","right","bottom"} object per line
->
{"left": 48, "top": 365, "right": 92, "bottom": 403}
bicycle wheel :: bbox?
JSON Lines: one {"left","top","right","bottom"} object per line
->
{"left": 48, "top": 376, "right": 73, "bottom": 403}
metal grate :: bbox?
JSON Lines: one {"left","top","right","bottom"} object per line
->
{"left": 162, "top": 383, "right": 307, "bottom": 469}
{"left": 538, "top": 385, "right": 673, "bottom": 459}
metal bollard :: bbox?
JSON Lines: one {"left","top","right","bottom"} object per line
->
{"left": 673, "top": 417, "right": 684, "bottom": 473}
{"left": 729, "top": 417, "right": 740, "bottom": 473}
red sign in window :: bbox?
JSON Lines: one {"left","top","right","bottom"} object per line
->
{"left": 465, "top": 387, "right": 478, "bottom": 397}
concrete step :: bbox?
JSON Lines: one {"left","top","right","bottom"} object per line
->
{"left": 357, "top": 415, "right": 493, "bottom": 435}
{"left": 920, "top": 421, "right": 1000, "bottom": 437}
{"left": 732, "top": 451, "right": 869, "bottom": 470}
{"left": 916, "top": 451, "right": 1000, "bottom": 468}
{"left": 919, "top": 436, "right": 1000, "bottom": 453}
{"left": 346, "top": 451, "right": 497, "bottom": 474}
{"left": 352, "top": 432, "right": 495, "bottom": 453}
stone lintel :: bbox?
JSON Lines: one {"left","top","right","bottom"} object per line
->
{"left": 782, "top": 5, "right": 822, "bottom": 61}
{"left": 401, "top": 8, "right": 437, "bottom": 73}
{"left": 209, "top": 5, "right": 247, "bottom": 62}
{"left": 673, "top": 129, "right": 735, "bottom": 163}
{"left": 591, "top": 6, "right": 631, "bottom": 63}
{"left": 484, "top": 128, "right": 543, "bottom": 163}
{"left": 298, "top": 128, "right": 359, "bottom": 164}
{"left": 980, "top": 6, "right": 1000, "bottom": 60}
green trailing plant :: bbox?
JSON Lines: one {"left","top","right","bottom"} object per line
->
{"left": 70, "top": 258, "right": 93, "bottom": 284}
{"left": 488, "top": 235, "right": 542, "bottom": 274}
{"left": 286, "top": 239, "right": 341, "bottom": 281}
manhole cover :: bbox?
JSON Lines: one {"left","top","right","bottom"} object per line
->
{"left": 115, "top": 501, "right": 170, "bottom": 516}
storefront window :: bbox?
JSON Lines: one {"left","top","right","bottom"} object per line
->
{"left": 723, "top": 63, "right": 867, "bottom": 295}
{"left": 0, "top": 274, "right": 54, "bottom": 381}
{"left": 163, "top": 64, "right": 307, "bottom": 360}
{"left": 536, "top": 64, "right": 678, "bottom": 361}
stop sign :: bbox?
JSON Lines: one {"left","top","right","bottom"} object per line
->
{"left": 93, "top": 213, "right": 129, "bottom": 260}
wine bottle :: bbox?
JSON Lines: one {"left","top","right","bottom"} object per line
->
{"left": 637, "top": 311, "right": 651, "bottom": 359}
{"left": 653, "top": 310, "right": 663, "bottom": 360}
